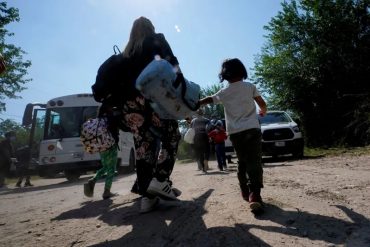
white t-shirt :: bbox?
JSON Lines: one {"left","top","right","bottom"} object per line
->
{"left": 212, "top": 80, "right": 261, "bottom": 135}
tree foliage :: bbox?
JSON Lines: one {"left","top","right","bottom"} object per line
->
{"left": 200, "top": 83, "right": 225, "bottom": 119}
{"left": 0, "top": 1, "right": 32, "bottom": 112}
{"left": 254, "top": 0, "right": 370, "bottom": 146}
{"left": 0, "top": 118, "right": 28, "bottom": 148}
{"left": 0, "top": 117, "right": 44, "bottom": 156}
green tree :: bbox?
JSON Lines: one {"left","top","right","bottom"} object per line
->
{"left": 200, "top": 83, "right": 225, "bottom": 119}
{"left": 254, "top": 0, "right": 370, "bottom": 146}
{"left": 0, "top": 118, "right": 28, "bottom": 148}
{"left": 0, "top": 1, "right": 32, "bottom": 112}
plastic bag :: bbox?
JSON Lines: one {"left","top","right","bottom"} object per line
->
{"left": 184, "top": 128, "right": 195, "bottom": 144}
{"left": 136, "top": 58, "right": 200, "bottom": 119}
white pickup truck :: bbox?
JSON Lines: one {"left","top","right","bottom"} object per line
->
{"left": 259, "top": 111, "right": 304, "bottom": 158}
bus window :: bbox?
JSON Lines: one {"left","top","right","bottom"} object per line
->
{"left": 46, "top": 110, "right": 63, "bottom": 139}
{"left": 82, "top": 106, "right": 98, "bottom": 122}
{"left": 45, "top": 106, "right": 98, "bottom": 140}
{"left": 60, "top": 108, "right": 81, "bottom": 138}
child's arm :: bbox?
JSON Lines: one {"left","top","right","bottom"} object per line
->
{"left": 255, "top": 96, "right": 267, "bottom": 116}
{"left": 199, "top": 96, "right": 214, "bottom": 106}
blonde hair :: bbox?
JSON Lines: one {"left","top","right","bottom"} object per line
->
{"left": 123, "top": 17, "right": 155, "bottom": 58}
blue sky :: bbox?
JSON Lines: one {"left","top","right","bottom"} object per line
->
{"left": 2, "top": 0, "right": 283, "bottom": 123}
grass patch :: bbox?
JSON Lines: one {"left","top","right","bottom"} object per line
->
{"left": 304, "top": 145, "right": 370, "bottom": 157}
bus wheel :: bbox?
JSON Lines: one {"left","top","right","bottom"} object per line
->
{"left": 64, "top": 170, "right": 80, "bottom": 182}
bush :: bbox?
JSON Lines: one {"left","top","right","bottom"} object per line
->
{"left": 177, "top": 139, "right": 194, "bottom": 160}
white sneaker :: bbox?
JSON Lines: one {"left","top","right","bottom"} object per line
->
{"left": 147, "top": 178, "right": 179, "bottom": 201}
{"left": 140, "top": 196, "right": 159, "bottom": 213}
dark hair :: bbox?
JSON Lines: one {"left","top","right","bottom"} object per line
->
{"left": 218, "top": 58, "right": 248, "bottom": 82}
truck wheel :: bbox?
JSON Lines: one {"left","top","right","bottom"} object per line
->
{"left": 293, "top": 149, "right": 304, "bottom": 159}
{"left": 64, "top": 170, "right": 81, "bottom": 182}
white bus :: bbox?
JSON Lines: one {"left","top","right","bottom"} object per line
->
{"left": 22, "top": 94, "right": 136, "bottom": 181}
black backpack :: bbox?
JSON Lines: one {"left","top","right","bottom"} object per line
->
{"left": 92, "top": 46, "right": 134, "bottom": 105}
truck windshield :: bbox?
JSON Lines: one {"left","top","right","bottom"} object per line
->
{"left": 259, "top": 112, "right": 290, "bottom": 125}
{"left": 44, "top": 106, "right": 98, "bottom": 139}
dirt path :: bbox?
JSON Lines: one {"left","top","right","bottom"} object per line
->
{"left": 1, "top": 154, "right": 370, "bottom": 247}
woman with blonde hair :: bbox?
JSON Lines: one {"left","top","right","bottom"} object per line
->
{"left": 123, "top": 17, "right": 180, "bottom": 74}
{"left": 119, "top": 17, "right": 182, "bottom": 213}
{"left": 123, "top": 17, "right": 155, "bottom": 56}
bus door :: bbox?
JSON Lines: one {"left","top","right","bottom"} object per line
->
{"left": 22, "top": 103, "right": 47, "bottom": 165}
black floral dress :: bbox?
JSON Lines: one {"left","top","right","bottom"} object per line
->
{"left": 120, "top": 92, "right": 180, "bottom": 196}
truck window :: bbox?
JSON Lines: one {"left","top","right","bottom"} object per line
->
{"left": 259, "top": 112, "right": 290, "bottom": 125}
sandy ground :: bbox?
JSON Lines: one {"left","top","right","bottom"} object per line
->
{"left": 0, "top": 154, "right": 370, "bottom": 247}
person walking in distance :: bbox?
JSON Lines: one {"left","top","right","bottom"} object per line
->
{"left": 0, "top": 131, "right": 16, "bottom": 188}
{"left": 15, "top": 146, "right": 33, "bottom": 187}
{"left": 199, "top": 58, "right": 267, "bottom": 213}
{"left": 208, "top": 121, "right": 227, "bottom": 171}
{"left": 190, "top": 109, "right": 210, "bottom": 173}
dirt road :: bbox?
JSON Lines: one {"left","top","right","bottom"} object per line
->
{"left": 1, "top": 154, "right": 370, "bottom": 247}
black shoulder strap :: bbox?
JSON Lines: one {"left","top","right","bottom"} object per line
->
{"left": 113, "top": 45, "right": 121, "bottom": 55}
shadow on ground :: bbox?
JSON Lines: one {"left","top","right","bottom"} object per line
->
{"left": 51, "top": 189, "right": 370, "bottom": 247}
{"left": 0, "top": 173, "right": 133, "bottom": 196}
{"left": 250, "top": 201, "right": 370, "bottom": 246}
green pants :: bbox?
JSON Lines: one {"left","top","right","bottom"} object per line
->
{"left": 94, "top": 146, "right": 118, "bottom": 190}
{"left": 229, "top": 128, "right": 263, "bottom": 191}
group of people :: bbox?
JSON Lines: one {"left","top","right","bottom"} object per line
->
{"left": 0, "top": 54, "right": 33, "bottom": 188}
{"left": 83, "top": 16, "right": 267, "bottom": 214}
{"left": 0, "top": 131, "right": 33, "bottom": 188}
{"left": 189, "top": 113, "right": 228, "bottom": 173}
{"left": 0, "top": 16, "right": 267, "bottom": 214}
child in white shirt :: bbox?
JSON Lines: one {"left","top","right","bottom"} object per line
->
{"left": 199, "top": 58, "right": 267, "bottom": 213}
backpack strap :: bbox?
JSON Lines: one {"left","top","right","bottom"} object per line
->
{"left": 113, "top": 45, "right": 121, "bottom": 55}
